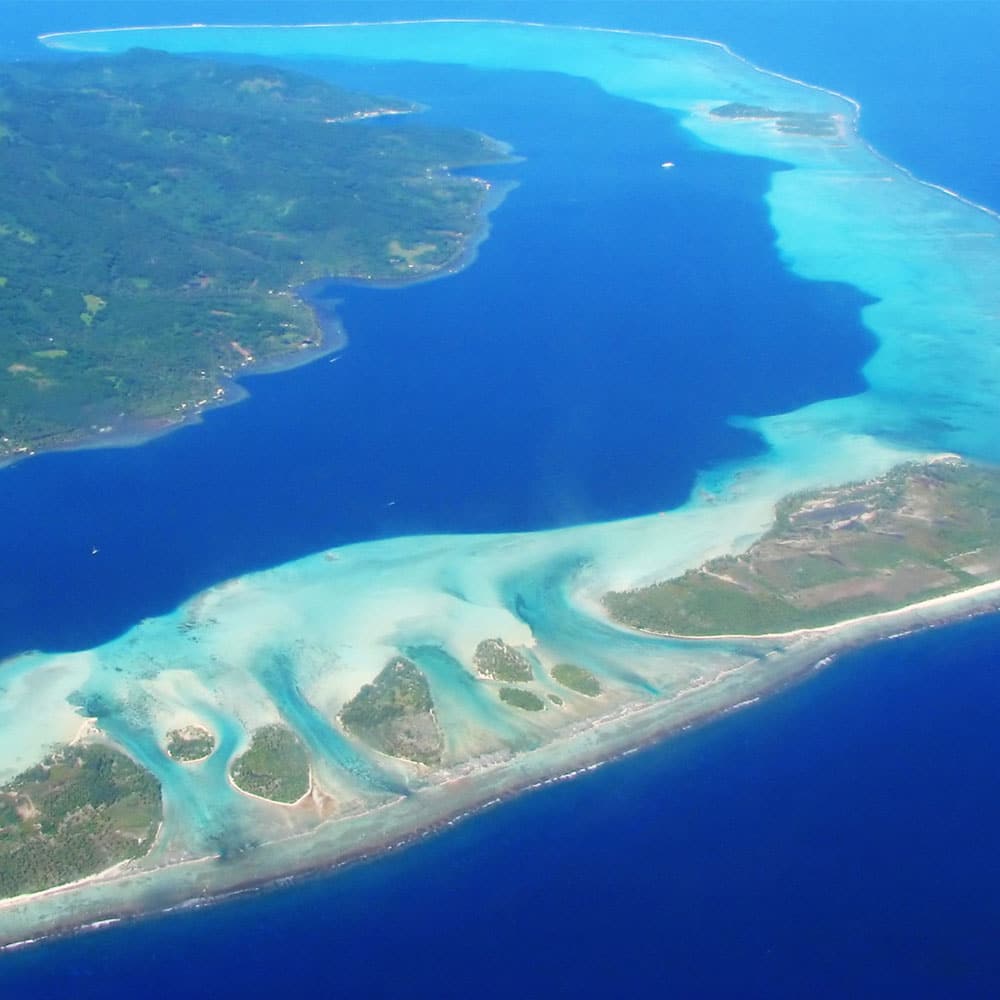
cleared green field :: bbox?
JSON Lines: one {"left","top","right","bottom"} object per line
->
{"left": 605, "top": 460, "right": 1000, "bottom": 636}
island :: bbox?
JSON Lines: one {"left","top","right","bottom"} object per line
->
{"left": 709, "top": 102, "right": 843, "bottom": 137}
{"left": 165, "top": 726, "right": 216, "bottom": 763}
{"left": 604, "top": 458, "right": 1000, "bottom": 637}
{"left": 551, "top": 664, "right": 601, "bottom": 697}
{"left": 0, "top": 49, "right": 506, "bottom": 460}
{"left": 3, "top": 14, "right": 999, "bottom": 953}
{"left": 0, "top": 745, "right": 161, "bottom": 899}
{"left": 498, "top": 687, "right": 546, "bottom": 711}
{"left": 473, "top": 638, "right": 535, "bottom": 681}
{"left": 340, "top": 657, "right": 444, "bottom": 765}
{"left": 229, "top": 725, "right": 310, "bottom": 804}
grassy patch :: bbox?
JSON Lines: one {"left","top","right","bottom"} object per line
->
{"left": 605, "top": 460, "right": 1000, "bottom": 636}
{"left": 230, "top": 725, "right": 309, "bottom": 803}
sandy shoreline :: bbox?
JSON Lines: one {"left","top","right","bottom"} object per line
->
{"left": 625, "top": 578, "right": 1000, "bottom": 643}
{"left": 8, "top": 11, "right": 999, "bottom": 959}
{"left": 2, "top": 577, "right": 998, "bottom": 950}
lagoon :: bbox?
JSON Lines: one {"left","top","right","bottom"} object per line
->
{"left": 0, "top": 53, "right": 874, "bottom": 660}
{"left": 1, "top": 5, "right": 1000, "bottom": 984}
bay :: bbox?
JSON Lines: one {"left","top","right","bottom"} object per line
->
{"left": 1, "top": 3, "right": 998, "bottom": 996}
{"left": 0, "top": 50, "right": 872, "bottom": 658}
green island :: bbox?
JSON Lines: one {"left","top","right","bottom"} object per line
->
{"left": 498, "top": 687, "right": 546, "bottom": 712}
{"left": 229, "top": 725, "right": 310, "bottom": 803}
{"left": 605, "top": 459, "right": 1000, "bottom": 636}
{"left": 165, "top": 725, "right": 216, "bottom": 763}
{"left": 0, "top": 50, "right": 506, "bottom": 459}
{"left": 473, "top": 638, "right": 535, "bottom": 682}
{"left": 0, "top": 745, "right": 161, "bottom": 899}
{"left": 340, "top": 656, "right": 444, "bottom": 765}
{"left": 550, "top": 663, "right": 601, "bottom": 697}
{"left": 710, "top": 102, "right": 842, "bottom": 137}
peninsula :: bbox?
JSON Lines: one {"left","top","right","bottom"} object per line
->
{"left": 4, "top": 14, "right": 999, "bottom": 953}
{"left": 5, "top": 458, "right": 1000, "bottom": 933}
{"left": 605, "top": 459, "right": 1000, "bottom": 637}
{"left": 0, "top": 50, "right": 506, "bottom": 460}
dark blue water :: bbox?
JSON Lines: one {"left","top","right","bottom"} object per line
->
{"left": 2, "top": 3, "right": 1000, "bottom": 996}
{"left": 0, "top": 51, "right": 874, "bottom": 659}
{"left": 10, "top": 1, "right": 996, "bottom": 213}
{"left": 3, "top": 617, "right": 998, "bottom": 997}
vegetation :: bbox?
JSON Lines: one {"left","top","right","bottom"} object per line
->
{"left": 551, "top": 663, "right": 601, "bottom": 696}
{"left": 0, "top": 50, "right": 506, "bottom": 458}
{"left": 230, "top": 725, "right": 310, "bottom": 803}
{"left": 547, "top": 694, "right": 564, "bottom": 706}
{"left": 0, "top": 744, "right": 162, "bottom": 899}
{"left": 605, "top": 459, "right": 1000, "bottom": 636}
{"left": 165, "top": 725, "right": 216, "bottom": 762}
{"left": 473, "top": 638, "right": 534, "bottom": 682}
{"left": 710, "top": 103, "right": 842, "bottom": 137}
{"left": 340, "top": 656, "right": 444, "bottom": 765}
{"left": 499, "top": 687, "right": 545, "bottom": 712}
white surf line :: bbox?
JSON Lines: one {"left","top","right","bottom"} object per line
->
{"left": 38, "top": 17, "right": 1000, "bottom": 225}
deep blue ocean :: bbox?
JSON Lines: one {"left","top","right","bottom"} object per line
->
{"left": 0, "top": 33, "right": 877, "bottom": 659}
{"left": 1, "top": 3, "right": 998, "bottom": 995}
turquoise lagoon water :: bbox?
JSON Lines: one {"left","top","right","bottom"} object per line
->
{"left": 0, "top": 46, "right": 879, "bottom": 658}
{"left": 2, "top": 4, "right": 1000, "bottom": 995}
{"left": 7, "top": 613, "right": 1000, "bottom": 996}
{"left": 39, "top": 17, "right": 1000, "bottom": 470}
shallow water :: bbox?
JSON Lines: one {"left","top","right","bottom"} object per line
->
{"left": 3, "top": 3, "right": 1000, "bottom": 994}
{"left": 4, "top": 615, "right": 999, "bottom": 997}
{"left": 0, "top": 56, "right": 875, "bottom": 660}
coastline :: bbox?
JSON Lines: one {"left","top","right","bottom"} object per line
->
{"left": 616, "top": 577, "right": 1000, "bottom": 644}
{"left": 0, "top": 105, "right": 515, "bottom": 472}
{"left": 0, "top": 311, "right": 341, "bottom": 472}
{"left": 37, "top": 16, "right": 999, "bottom": 224}
{"left": 3, "top": 578, "right": 999, "bottom": 950}
{"left": 4, "top": 11, "right": 997, "bottom": 965}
